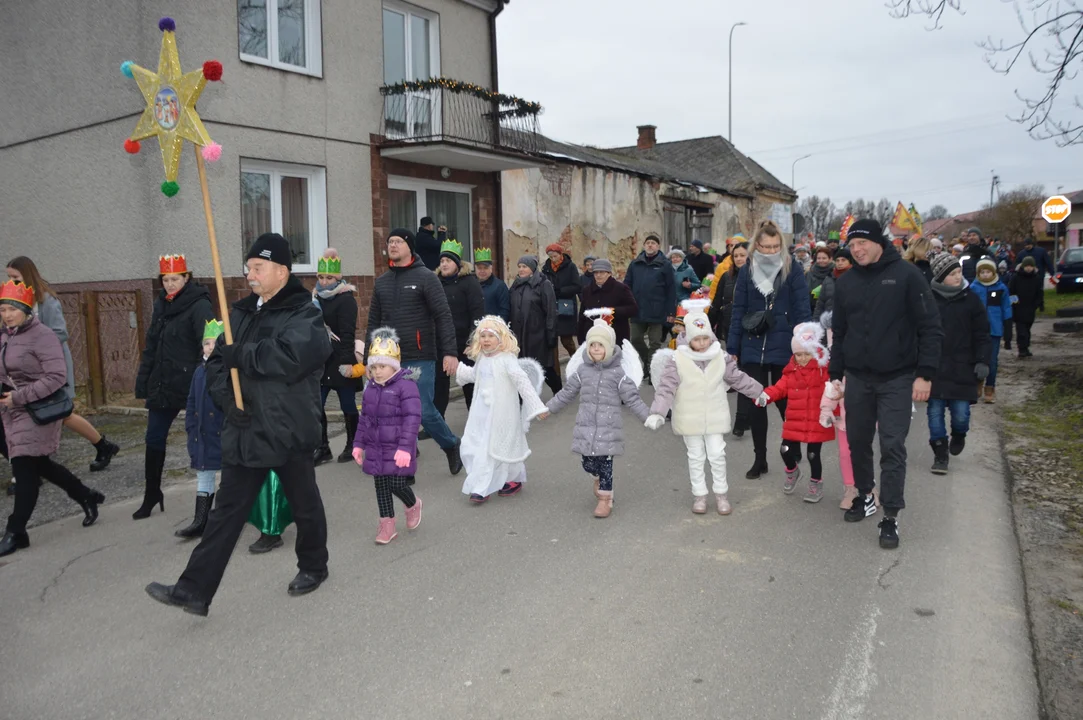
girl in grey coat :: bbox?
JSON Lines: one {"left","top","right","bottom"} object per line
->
{"left": 541, "top": 311, "right": 650, "bottom": 518}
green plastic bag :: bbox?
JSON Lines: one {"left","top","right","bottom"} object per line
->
{"left": 247, "top": 470, "right": 293, "bottom": 536}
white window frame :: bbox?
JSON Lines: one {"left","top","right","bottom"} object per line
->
{"left": 238, "top": 0, "right": 323, "bottom": 77}
{"left": 240, "top": 159, "right": 328, "bottom": 274}
{"left": 383, "top": 0, "right": 441, "bottom": 138}
{"left": 388, "top": 175, "right": 473, "bottom": 256}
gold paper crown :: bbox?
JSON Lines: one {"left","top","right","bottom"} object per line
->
{"left": 368, "top": 327, "right": 401, "bottom": 362}
{"left": 0, "top": 280, "right": 34, "bottom": 308}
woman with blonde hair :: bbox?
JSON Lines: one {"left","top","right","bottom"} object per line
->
{"left": 902, "top": 236, "right": 934, "bottom": 284}
{"left": 726, "top": 220, "right": 811, "bottom": 478}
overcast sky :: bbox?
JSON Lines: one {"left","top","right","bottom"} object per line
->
{"left": 496, "top": 0, "right": 1083, "bottom": 216}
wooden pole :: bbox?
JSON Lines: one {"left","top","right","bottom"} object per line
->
{"left": 194, "top": 145, "right": 244, "bottom": 410}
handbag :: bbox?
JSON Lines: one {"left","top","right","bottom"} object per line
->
{"left": 741, "top": 293, "right": 776, "bottom": 337}
{"left": 556, "top": 298, "right": 576, "bottom": 317}
{"left": 0, "top": 340, "right": 74, "bottom": 426}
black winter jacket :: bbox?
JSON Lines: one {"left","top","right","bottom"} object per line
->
{"left": 577, "top": 276, "right": 639, "bottom": 346}
{"left": 365, "top": 254, "right": 457, "bottom": 364}
{"left": 829, "top": 244, "right": 943, "bottom": 382}
{"left": 135, "top": 282, "right": 215, "bottom": 410}
{"left": 438, "top": 266, "right": 486, "bottom": 353}
{"left": 687, "top": 249, "right": 715, "bottom": 281}
{"left": 624, "top": 251, "right": 676, "bottom": 324}
{"left": 510, "top": 272, "right": 557, "bottom": 367}
{"left": 930, "top": 284, "right": 991, "bottom": 403}
{"left": 542, "top": 254, "right": 581, "bottom": 337}
{"left": 1009, "top": 269, "right": 1045, "bottom": 325}
{"left": 415, "top": 227, "right": 446, "bottom": 271}
{"left": 206, "top": 275, "right": 332, "bottom": 467}
{"left": 959, "top": 244, "right": 994, "bottom": 283}
{"left": 315, "top": 285, "right": 360, "bottom": 391}
{"left": 709, "top": 268, "right": 740, "bottom": 338}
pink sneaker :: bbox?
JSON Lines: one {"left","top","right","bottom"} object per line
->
{"left": 375, "top": 517, "right": 397, "bottom": 545}
{"left": 404, "top": 497, "right": 422, "bottom": 531}
{"left": 692, "top": 495, "right": 708, "bottom": 514}
{"left": 715, "top": 494, "right": 732, "bottom": 515}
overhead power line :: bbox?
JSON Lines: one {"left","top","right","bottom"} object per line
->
{"left": 752, "top": 118, "right": 1010, "bottom": 159}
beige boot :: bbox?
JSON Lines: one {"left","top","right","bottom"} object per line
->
{"left": 593, "top": 490, "right": 613, "bottom": 518}
{"left": 592, "top": 476, "right": 600, "bottom": 499}
{"left": 715, "top": 494, "right": 732, "bottom": 515}
{"left": 692, "top": 495, "right": 708, "bottom": 514}
{"left": 984, "top": 386, "right": 996, "bottom": 403}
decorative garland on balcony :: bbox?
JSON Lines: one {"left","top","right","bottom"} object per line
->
{"left": 380, "top": 77, "right": 542, "bottom": 117}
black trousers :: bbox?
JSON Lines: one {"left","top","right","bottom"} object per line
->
{"left": 844, "top": 372, "right": 912, "bottom": 512}
{"left": 7, "top": 455, "right": 92, "bottom": 534}
{"left": 176, "top": 455, "right": 329, "bottom": 603}
{"left": 1003, "top": 318, "right": 1013, "bottom": 347}
{"left": 740, "top": 363, "right": 787, "bottom": 459}
{"left": 434, "top": 354, "right": 473, "bottom": 418}
{"left": 1016, "top": 319, "right": 1033, "bottom": 353}
{"left": 782, "top": 441, "right": 823, "bottom": 479}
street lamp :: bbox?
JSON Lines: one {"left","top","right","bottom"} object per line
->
{"left": 792, "top": 154, "right": 811, "bottom": 191}
{"left": 728, "top": 21, "right": 747, "bottom": 142}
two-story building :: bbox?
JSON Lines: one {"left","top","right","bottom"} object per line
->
{"left": 0, "top": 0, "right": 539, "bottom": 405}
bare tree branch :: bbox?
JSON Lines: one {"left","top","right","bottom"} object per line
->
{"left": 886, "top": 0, "right": 964, "bottom": 29}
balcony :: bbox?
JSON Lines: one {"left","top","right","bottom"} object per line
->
{"left": 378, "top": 77, "right": 543, "bottom": 172}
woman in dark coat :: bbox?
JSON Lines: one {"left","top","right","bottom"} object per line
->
{"left": 509, "top": 255, "right": 560, "bottom": 394}
{"left": 709, "top": 242, "right": 748, "bottom": 340}
{"left": 806, "top": 246, "right": 834, "bottom": 313}
{"left": 433, "top": 241, "right": 485, "bottom": 416}
{"left": 1008, "top": 256, "right": 1044, "bottom": 358}
{"left": 541, "top": 244, "right": 581, "bottom": 359}
{"left": 577, "top": 258, "right": 638, "bottom": 346}
{"left": 312, "top": 249, "right": 361, "bottom": 466}
{"left": 726, "top": 221, "right": 811, "bottom": 478}
{"left": 134, "top": 254, "right": 214, "bottom": 520}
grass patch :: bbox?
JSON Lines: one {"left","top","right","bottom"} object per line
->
{"left": 1004, "top": 364, "right": 1083, "bottom": 479}
{"left": 1052, "top": 598, "right": 1081, "bottom": 614}
{"left": 1039, "top": 289, "right": 1083, "bottom": 318}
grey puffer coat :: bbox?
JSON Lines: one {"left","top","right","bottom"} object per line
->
{"left": 0, "top": 317, "right": 68, "bottom": 458}
{"left": 545, "top": 347, "right": 650, "bottom": 456}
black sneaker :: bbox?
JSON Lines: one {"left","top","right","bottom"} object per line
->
{"left": 249, "top": 533, "right": 284, "bottom": 554}
{"left": 949, "top": 433, "right": 966, "bottom": 457}
{"left": 844, "top": 493, "right": 877, "bottom": 522}
{"left": 930, "top": 438, "right": 949, "bottom": 475}
{"left": 878, "top": 516, "right": 900, "bottom": 549}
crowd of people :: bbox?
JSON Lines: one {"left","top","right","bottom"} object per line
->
{"left": 0, "top": 215, "right": 1048, "bottom": 613}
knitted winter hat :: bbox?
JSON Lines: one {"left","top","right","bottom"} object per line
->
{"left": 388, "top": 228, "right": 417, "bottom": 254}
{"left": 545, "top": 243, "right": 563, "bottom": 255}
{"left": 592, "top": 258, "right": 613, "bottom": 273}
{"left": 847, "top": 218, "right": 886, "bottom": 246}
{"left": 931, "top": 252, "right": 960, "bottom": 283}
{"left": 976, "top": 257, "right": 998, "bottom": 284}
{"left": 1021, "top": 256, "right": 1036, "bottom": 268}
{"left": 518, "top": 255, "right": 538, "bottom": 273}
{"left": 583, "top": 307, "right": 616, "bottom": 361}
{"left": 681, "top": 298, "right": 714, "bottom": 344}
{"left": 791, "top": 321, "right": 829, "bottom": 366}
{"left": 668, "top": 247, "right": 686, "bottom": 260}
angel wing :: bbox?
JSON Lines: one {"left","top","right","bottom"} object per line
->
{"left": 565, "top": 344, "right": 588, "bottom": 382}
{"left": 620, "top": 339, "right": 644, "bottom": 387}
{"left": 517, "top": 357, "right": 546, "bottom": 395}
{"left": 649, "top": 348, "right": 676, "bottom": 390}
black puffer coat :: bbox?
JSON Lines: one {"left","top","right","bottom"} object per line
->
{"left": 439, "top": 265, "right": 486, "bottom": 353}
{"left": 135, "top": 282, "right": 215, "bottom": 410}
{"left": 1009, "top": 269, "right": 1045, "bottom": 325}
{"left": 577, "top": 276, "right": 639, "bottom": 346}
{"left": 206, "top": 275, "right": 332, "bottom": 467}
{"left": 709, "top": 268, "right": 740, "bottom": 338}
{"left": 542, "top": 254, "right": 581, "bottom": 338}
{"left": 315, "top": 284, "right": 360, "bottom": 391}
{"left": 930, "top": 283, "right": 991, "bottom": 403}
{"left": 365, "top": 254, "right": 457, "bottom": 364}
{"left": 510, "top": 272, "right": 557, "bottom": 367}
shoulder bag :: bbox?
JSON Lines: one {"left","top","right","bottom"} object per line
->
{"left": 0, "top": 341, "right": 74, "bottom": 426}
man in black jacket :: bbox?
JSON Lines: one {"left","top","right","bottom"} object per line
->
{"left": 959, "top": 226, "right": 994, "bottom": 283}
{"left": 830, "top": 219, "right": 943, "bottom": 550}
{"left": 146, "top": 233, "right": 333, "bottom": 615}
{"left": 366, "top": 228, "right": 463, "bottom": 474}
{"left": 686, "top": 239, "right": 715, "bottom": 281}
{"left": 415, "top": 217, "right": 445, "bottom": 271}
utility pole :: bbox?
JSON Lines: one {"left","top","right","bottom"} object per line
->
{"left": 728, "top": 21, "right": 747, "bottom": 142}
{"left": 989, "top": 170, "right": 1000, "bottom": 207}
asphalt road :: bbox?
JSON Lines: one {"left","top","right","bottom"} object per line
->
{"left": 0, "top": 388, "right": 1038, "bottom": 720}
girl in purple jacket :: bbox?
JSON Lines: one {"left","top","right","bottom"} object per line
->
{"left": 352, "top": 327, "right": 423, "bottom": 545}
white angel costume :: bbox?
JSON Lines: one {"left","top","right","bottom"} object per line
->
{"left": 455, "top": 352, "right": 548, "bottom": 497}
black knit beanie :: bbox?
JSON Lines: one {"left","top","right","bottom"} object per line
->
{"left": 846, "top": 219, "right": 885, "bottom": 246}
{"left": 388, "top": 228, "right": 416, "bottom": 254}
{"left": 246, "top": 233, "right": 293, "bottom": 270}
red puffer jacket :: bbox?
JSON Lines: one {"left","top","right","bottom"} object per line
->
{"left": 764, "top": 357, "right": 835, "bottom": 444}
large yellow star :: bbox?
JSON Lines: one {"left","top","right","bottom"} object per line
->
{"left": 127, "top": 30, "right": 212, "bottom": 183}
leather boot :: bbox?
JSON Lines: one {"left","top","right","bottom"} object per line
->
{"left": 0, "top": 531, "right": 30, "bottom": 557}
{"left": 444, "top": 441, "right": 463, "bottom": 475}
{"left": 745, "top": 452, "right": 769, "bottom": 480}
{"left": 175, "top": 492, "right": 214, "bottom": 538}
{"left": 89, "top": 435, "right": 120, "bottom": 472}
{"left": 313, "top": 410, "right": 333, "bottom": 466}
{"left": 133, "top": 447, "right": 166, "bottom": 520}
{"left": 78, "top": 490, "right": 106, "bottom": 527}
{"left": 930, "top": 438, "right": 949, "bottom": 475}
{"left": 338, "top": 414, "right": 359, "bottom": 463}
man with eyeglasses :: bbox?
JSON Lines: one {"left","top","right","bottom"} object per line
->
{"left": 364, "top": 228, "right": 463, "bottom": 475}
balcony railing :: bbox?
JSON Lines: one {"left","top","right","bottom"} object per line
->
{"left": 379, "top": 78, "right": 542, "bottom": 156}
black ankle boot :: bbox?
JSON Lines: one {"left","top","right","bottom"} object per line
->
{"left": 949, "top": 432, "right": 966, "bottom": 457}
{"left": 930, "top": 438, "right": 949, "bottom": 475}
{"left": 175, "top": 493, "right": 213, "bottom": 538}
{"left": 89, "top": 435, "right": 120, "bottom": 472}
{"left": 444, "top": 441, "right": 463, "bottom": 475}
{"left": 79, "top": 490, "right": 106, "bottom": 527}
{"left": 338, "top": 414, "right": 359, "bottom": 463}
{"left": 745, "top": 455, "right": 768, "bottom": 480}
{"left": 133, "top": 448, "right": 166, "bottom": 520}
{"left": 0, "top": 530, "right": 30, "bottom": 557}
{"left": 314, "top": 410, "right": 333, "bottom": 466}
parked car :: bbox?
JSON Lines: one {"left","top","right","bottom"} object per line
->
{"left": 1055, "top": 247, "right": 1083, "bottom": 293}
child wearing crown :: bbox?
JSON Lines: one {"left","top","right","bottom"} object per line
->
{"left": 454, "top": 316, "right": 548, "bottom": 503}
{"left": 351, "top": 327, "right": 423, "bottom": 545}
{"left": 646, "top": 300, "right": 767, "bottom": 515}
{"left": 540, "top": 308, "right": 650, "bottom": 518}
{"left": 175, "top": 320, "right": 226, "bottom": 539}
{"left": 756, "top": 321, "right": 836, "bottom": 503}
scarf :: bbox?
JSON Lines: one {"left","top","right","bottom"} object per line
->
{"left": 807, "top": 262, "right": 832, "bottom": 289}
{"left": 314, "top": 279, "right": 342, "bottom": 300}
{"left": 832, "top": 267, "right": 849, "bottom": 279}
{"left": 751, "top": 252, "right": 783, "bottom": 297}
{"left": 512, "top": 274, "right": 533, "bottom": 289}
{"left": 931, "top": 278, "right": 969, "bottom": 299}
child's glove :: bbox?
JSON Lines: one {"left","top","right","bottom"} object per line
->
{"left": 339, "top": 364, "right": 354, "bottom": 378}
{"left": 975, "top": 363, "right": 990, "bottom": 381}
{"left": 351, "top": 447, "right": 364, "bottom": 465}
{"left": 755, "top": 392, "right": 770, "bottom": 407}
{"left": 393, "top": 449, "right": 411, "bottom": 468}
{"left": 819, "top": 412, "right": 834, "bottom": 429}
{"left": 644, "top": 414, "right": 666, "bottom": 431}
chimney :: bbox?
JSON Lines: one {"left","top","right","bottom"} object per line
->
{"left": 637, "top": 124, "right": 657, "bottom": 150}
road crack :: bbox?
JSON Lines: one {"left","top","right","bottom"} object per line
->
{"left": 40, "top": 545, "right": 114, "bottom": 603}
{"left": 877, "top": 558, "right": 901, "bottom": 590}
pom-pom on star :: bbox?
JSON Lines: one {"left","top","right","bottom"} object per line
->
{"left": 201, "top": 142, "right": 222, "bottom": 162}
{"left": 202, "top": 60, "right": 223, "bottom": 82}
{"left": 124, "top": 139, "right": 141, "bottom": 154}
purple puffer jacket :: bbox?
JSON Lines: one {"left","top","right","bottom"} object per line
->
{"left": 353, "top": 369, "right": 422, "bottom": 477}
{"left": 0, "top": 317, "right": 68, "bottom": 458}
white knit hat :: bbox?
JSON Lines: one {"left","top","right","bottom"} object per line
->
{"left": 583, "top": 307, "right": 616, "bottom": 360}
{"left": 681, "top": 298, "right": 714, "bottom": 344}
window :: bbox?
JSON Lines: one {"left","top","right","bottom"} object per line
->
{"left": 238, "top": 0, "right": 322, "bottom": 76}
{"left": 382, "top": 1, "right": 441, "bottom": 138}
{"left": 388, "top": 176, "right": 473, "bottom": 257}
{"left": 240, "top": 160, "right": 327, "bottom": 273}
